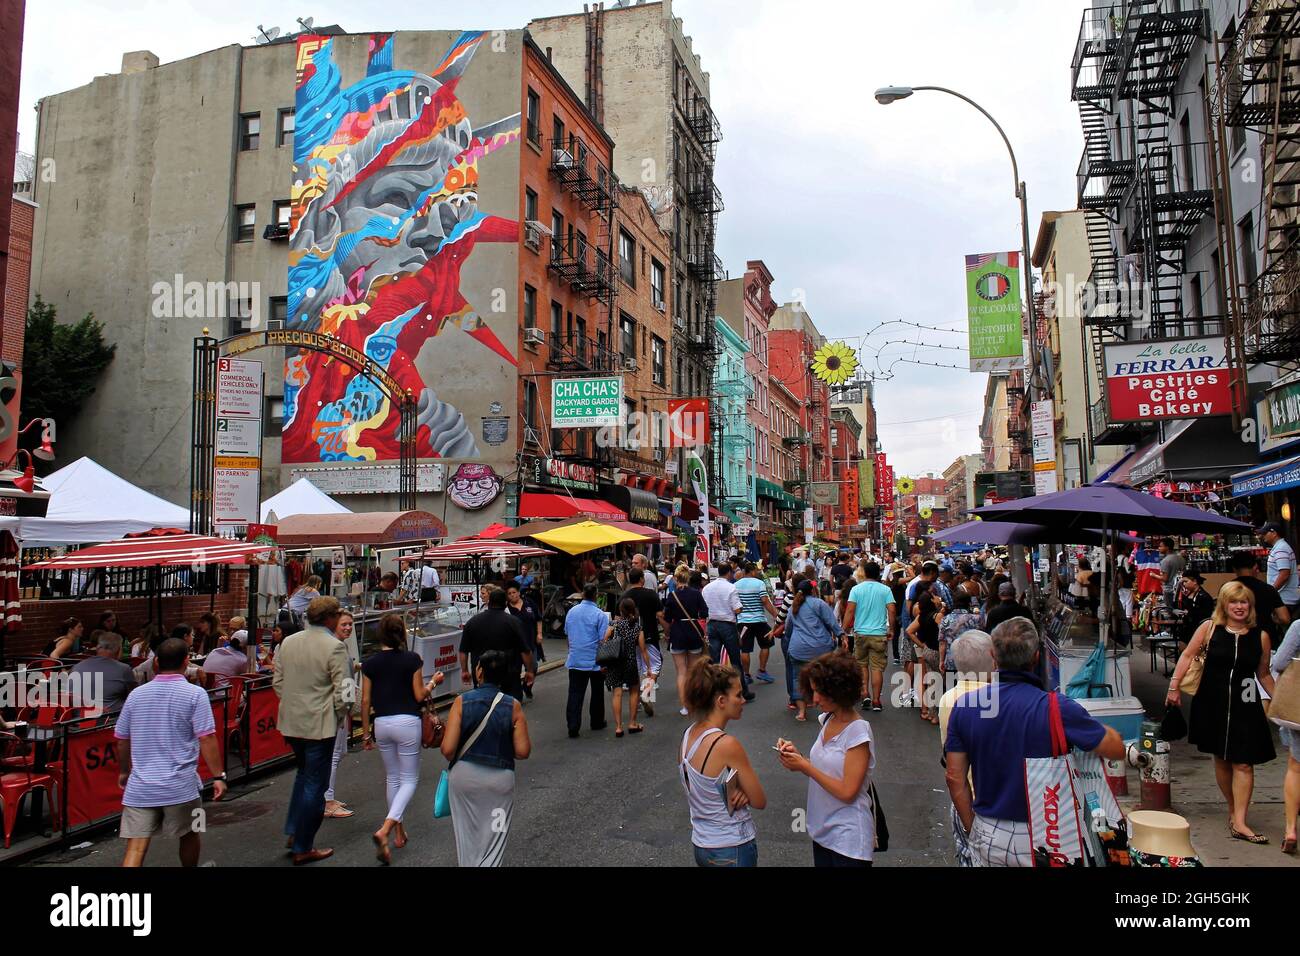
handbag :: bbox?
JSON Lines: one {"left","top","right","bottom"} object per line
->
{"left": 672, "top": 591, "right": 708, "bottom": 644}
{"left": 1269, "top": 656, "right": 1300, "bottom": 731}
{"left": 434, "top": 691, "right": 504, "bottom": 820}
{"left": 869, "top": 781, "right": 889, "bottom": 852}
{"left": 1159, "top": 703, "right": 1188, "bottom": 742}
{"left": 596, "top": 629, "right": 624, "bottom": 667}
{"left": 1024, "top": 692, "right": 1087, "bottom": 868}
{"left": 1178, "top": 626, "right": 1209, "bottom": 695}
{"left": 420, "top": 698, "right": 445, "bottom": 749}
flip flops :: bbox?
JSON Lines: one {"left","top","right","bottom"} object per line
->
{"left": 323, "top": 803, "right": 354, "bottom": 818}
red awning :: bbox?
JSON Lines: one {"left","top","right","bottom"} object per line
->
{"left": 606, "top": 521, "right": 677, "bottom": 545}
{"left": 518, "top": 492, "right": 626, "bottom": 520}
{"left": 24, "top": 529, "right": 273, "bottom": 570}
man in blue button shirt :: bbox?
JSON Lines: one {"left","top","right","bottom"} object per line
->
{"left": 944, "top": 616, "right": 1125, "bottom": 867}
{"left": 564, "top": 583, "right": 609, "bottom": 738}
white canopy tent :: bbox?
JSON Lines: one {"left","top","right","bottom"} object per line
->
{"left": 16, "top": 457, "right": 191, "bottom": 547}
{"left": 260, "top": 477, "right": 351, "bottom": 522}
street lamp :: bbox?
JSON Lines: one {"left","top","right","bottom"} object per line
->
{"left": 873, "top": 84, "right": 1041, "bottom": 403}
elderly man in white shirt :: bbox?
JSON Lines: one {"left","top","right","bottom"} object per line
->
{"left": 701, "top": 564, "right": 754, "bottom": 701}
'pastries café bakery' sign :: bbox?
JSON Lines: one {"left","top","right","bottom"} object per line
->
{"left": 1103, "top": 337, "right": 1235, "bottom": 423}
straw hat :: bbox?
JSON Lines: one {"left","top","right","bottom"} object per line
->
{"left": 1128, "top": 810, "right": 1198, "bottom": 861}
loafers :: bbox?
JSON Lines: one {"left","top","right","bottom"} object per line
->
{"left": 293, "top": 848, "right": 335, "bottom": 866}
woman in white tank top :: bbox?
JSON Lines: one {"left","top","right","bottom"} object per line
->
{"left": 679, "top": 659, "right": 766, "bottom": 866}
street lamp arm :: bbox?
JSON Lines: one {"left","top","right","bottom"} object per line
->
{"left": 908, "top": 86, "right": 1020, "bottom": 197}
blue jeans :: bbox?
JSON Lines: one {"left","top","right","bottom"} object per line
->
{"left": 694, "top": 839, "right": 758, "bottom": 867}
{"left": 284, "top": 736, "right": 335, "bottom": 854}
{"left": 707, "top": 621, "right": 750, "bottom": 694}
{"left": 789, "top": 658, "right": 810, "bottom": 702}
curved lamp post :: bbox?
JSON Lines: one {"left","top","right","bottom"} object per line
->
{"left": 874, "top": 85, "right": 1040, "bottom": 401}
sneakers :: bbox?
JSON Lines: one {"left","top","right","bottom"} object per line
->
{"left": 755, "top": 671, "right": 775, "bottom": 684}
{"left": 872, "top": 702, "right": 883, "bottom": 712}
{"left": 742, "top": 692, "right": 757, "bottom": 702}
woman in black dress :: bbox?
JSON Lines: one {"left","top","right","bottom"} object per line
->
{"left": 602, "top": 598, "right": 648, "bottom": 737}
{"left": 906, "top": 582, "right": 944, "bottom": 724}
{"left": 1167, "top": 581, "right": 1276, "bottom": 844}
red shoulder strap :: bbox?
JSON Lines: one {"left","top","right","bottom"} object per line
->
{"left": 1047, "top": 691, "right": 1068, "bottom": 757}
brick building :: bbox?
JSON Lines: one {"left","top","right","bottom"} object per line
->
{"left": 830, "top": 407, "right": 862, "bottom": 541}
{"left": 769, "top": 303, "right": 833, "bottom": 538}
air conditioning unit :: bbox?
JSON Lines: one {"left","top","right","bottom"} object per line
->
{"left": 524, "top": 426, "right": 542, "bottom": 447}
{"left": 624, "top": 356, "right": 638, "bottom": 372}
{"left": 266, "top": 318, "right": 285, "bottom": 330}
{"left": 692, "top": 334, "right": 705, "bottom": 345}
{"left": 674, "top": 316, "right": 686, "bottom": 331}
{"left": 524, "top": 327, "right": 545, "bottom": 348}
{"left": 654, "top": 298, "right": 666, "bottom": 313}
{"left": 523, "top": 220, "right": 550, "bottom": 252}
{"left": 552, "top": 147, "right": 575, "bottom": 168}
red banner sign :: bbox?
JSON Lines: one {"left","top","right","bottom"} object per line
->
{"left": 668, "top": 398, "right": 709, "bottom": 448}
{"left": 1103, "top": 336, "right": 1234, "bottom": 423}
{"left": 246, "top": 684, "right": 293, "bottom": 767}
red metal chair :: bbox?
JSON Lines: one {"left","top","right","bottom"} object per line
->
{"left": 0, "top": 732, "right": 59, "bottom": 848}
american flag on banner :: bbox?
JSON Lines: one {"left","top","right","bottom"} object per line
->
{"left": 965, "top": 251, "right": 1019, "bottom": 269}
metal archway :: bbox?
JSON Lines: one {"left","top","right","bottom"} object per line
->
{"left": 190, "top": 329, "right": 418, "bottom": 533}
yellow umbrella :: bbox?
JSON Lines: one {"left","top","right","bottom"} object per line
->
{"left": 531, "top": 520, "right": 652, "bottom": 556}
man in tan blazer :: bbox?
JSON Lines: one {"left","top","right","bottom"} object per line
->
{"left": 274, "top": 595, "right": 349, "bottom": 865}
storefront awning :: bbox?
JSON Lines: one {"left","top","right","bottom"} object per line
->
{"left": 756, "top": 477, "right": 800, "bottom": 510}
{"left": 1232, "top": 453, "right": 1300, "bottom": 498}
{"left": 1094, "top": 444, "right": 1147, "bottom": 485}
{"left": 517, "top": 492, "right": 626, "bottom": 521}
{"left": 1127, "top": 418, "right": 1257, "bottom": 486}
{"left": 599, "top": 484, "right": 660, "bottom": 525}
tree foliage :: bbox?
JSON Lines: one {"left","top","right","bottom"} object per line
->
{"left": 20, "top": 296, "right": 117, "bottom": 431}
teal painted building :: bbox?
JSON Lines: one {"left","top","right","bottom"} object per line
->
{"left": 714, "top": 316, "right": 756, "bottom": 531}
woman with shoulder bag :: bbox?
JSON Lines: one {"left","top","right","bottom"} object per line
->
{"left": 906, "top": 582, "right": 944, "bottom": 724}
{"left": 786, "top": 579, "right": 843, "bottom": 722}
{"left": 679, "top": 657, "right": 766, "bottom": 866}
{"left": 1270, "top": 618, "right": 1300, "bottom": 855}
{"left": 603, "top": 598, "right": 649, "bottom": 737}
{"left": 440, "top": 650, "right": 531, "bottom": 867}
{"left": 663, "top": 569, "right": 710, "bottom": 717}
{"left": 1167, "top": 582, "right": 1276, "bottom": 845}
{"left": 361, "top": 614, "right": 444, "bottom": 864}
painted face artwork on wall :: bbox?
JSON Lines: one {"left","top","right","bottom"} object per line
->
{"left": 447, "top": 463, "right": 503, "bottom": 510}
{"left": 285, "top": 32, "right": 521, "bottom": 463}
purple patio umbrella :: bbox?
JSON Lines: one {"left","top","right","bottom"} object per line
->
{"left": 934, "top": 520, "right": 1138, "bottom": 547}
{"left": 971, "top": 483, "right": 1252, "bottom": 536}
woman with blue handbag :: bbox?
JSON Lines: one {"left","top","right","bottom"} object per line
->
{"left": 438, "top": 650, "right": 532, "bottom": 866}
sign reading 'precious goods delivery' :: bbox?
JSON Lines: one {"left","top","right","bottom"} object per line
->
{"left": 1103, "top": 337, "right": 1234, "bottom": 423}
{"left": 551, "top": 376, "right": 624, "bottom": 428}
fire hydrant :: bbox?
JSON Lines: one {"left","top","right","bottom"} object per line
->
{"left": 1127, "top": 719, "right": 1171, "bottom": 810}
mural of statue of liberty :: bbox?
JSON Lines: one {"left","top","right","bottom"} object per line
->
{"left": 285, "top": 32, "right": 520, "bottom": 463}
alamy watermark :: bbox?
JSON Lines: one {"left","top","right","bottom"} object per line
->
{"left": 151, "top": 275, "right": 262, "bottom": 329}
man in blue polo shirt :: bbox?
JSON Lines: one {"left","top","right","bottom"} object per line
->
{"left": 564, "top": 583, "right": 609, "bottom": 738}
{"left": 842, "top": 561, "right": 895, "bottom": 711}
{"left": 944, "top": 616, "right": 1125, "bottom": 867}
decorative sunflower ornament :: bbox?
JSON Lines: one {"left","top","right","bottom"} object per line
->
{"left": 896, "top": 476, "right": 915, "bottom": 495}
{"left": 920, "top": 507, "right": 933, "bottom": 520}
{"left": 809, "top": 341, "right": 859, "bottom": 386}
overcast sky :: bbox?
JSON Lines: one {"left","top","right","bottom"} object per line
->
{"left": 16, "top": 0, "right": 1085, "bottom": 480}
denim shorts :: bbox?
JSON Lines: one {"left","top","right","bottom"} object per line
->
{"left": 693, "top": 839, "right": 758, "bottom": 867}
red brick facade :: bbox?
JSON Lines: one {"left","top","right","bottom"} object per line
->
{"left": 5, "top": 197, "right": 33, "bottom": 366}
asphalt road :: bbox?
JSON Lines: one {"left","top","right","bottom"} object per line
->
{"left": 35, "top": 650, "right": 956, "bottom": 868}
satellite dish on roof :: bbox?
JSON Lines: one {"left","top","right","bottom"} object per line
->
{"left": 297, "top": 17, "right": 315, "bottom": 32}
{"left": 254, "top": 24, "right": 282, "bottom": 44}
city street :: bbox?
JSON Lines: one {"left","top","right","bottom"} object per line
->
{"left": 35, "top": 654, "right": 954, "bottom": 868}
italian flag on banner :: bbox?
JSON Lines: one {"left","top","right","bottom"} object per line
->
{"left": 686, "top": 451, "right": 711, "bottom": 567}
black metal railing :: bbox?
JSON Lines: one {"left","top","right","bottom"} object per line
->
{"left": 547, "top": 136, "right": 614, "bottom": 217}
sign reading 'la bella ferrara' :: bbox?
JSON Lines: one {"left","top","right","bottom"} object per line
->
{"left": 1103, "top": 337, "right": 1235, "bottom": 424}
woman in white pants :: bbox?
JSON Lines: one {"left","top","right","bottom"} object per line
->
{"left": 361, "top": 614, "right": 444, "bottom": 864}
{"left": 325, "top": 611, "right": 359, "bottom": 818}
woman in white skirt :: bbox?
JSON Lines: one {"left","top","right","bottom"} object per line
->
{"left": 361, "top": 614, "right": 444, "bottom": 864}
{"left": 440, "top": 649, "right": 532, "bottom": 867}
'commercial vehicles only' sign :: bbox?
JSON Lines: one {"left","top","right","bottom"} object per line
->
{"left": 551, "top": 375, "right": 624, "bottom": 428}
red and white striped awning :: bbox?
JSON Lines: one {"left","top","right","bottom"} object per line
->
{"left": 23, "top": 529, "right": 274, "bottom": 570}
{"left": 398, "top": 540, "right": 554, "bottom": 563}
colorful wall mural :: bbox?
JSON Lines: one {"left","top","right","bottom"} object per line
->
{"left": 286, "top": 32, "right": 521, "bottom": 464}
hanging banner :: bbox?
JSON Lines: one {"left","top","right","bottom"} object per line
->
{"left": 686, "top": 450, "right": 711, "bottom": 566}
{"left": 668, "top": 398, "right": 710, "bottom": 448}
{"left": 966, "top": 251, "right": 1025, "bottom": 373}
{"left": 1032, "top": 399, "right": 1058, "bottom": 496}
{"left": 1103, "top": 337, "right": 1233, "bottom": 423}
{"left": 809, "top": 482, "right": 839, "bottom": 506}
{"left": 803, "top": 507, "right": 816, "bottom": 545}
{"left": 859, "top": 456, "right": 875, "bottom": 509}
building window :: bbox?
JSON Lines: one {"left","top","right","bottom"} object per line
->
{"left": 228, "top": 297, "right": 256, "bottom": 336}
{"left": 525, "top": 188, "right": 538, "bottom": 222}
{"left": 269, "top": 296, "right": 288, "bottom": 329}
{"left": 264, "top": 396, "right": 285, "bottom": 437}
{"left": 1239, "top": 212, "right": 1258, "bottom": 290}
{"left": 619, "top": 229, "right": 636, "bottom": 286}
{"left": 624, "top": 398, "right": 638, "bottom": 450}
{"left": 277, "top": 109, "right": 295, "bottom": 148}
{"left": 526, "top": 88, "right": 541, "bottom": 144}
{"left": 235, "top": 204, "right": 255, "bottom": 242}
{"left": 552, "top": 114, "right": 566, "bottom": 150}
{"left": 523, "top": 285, "right": 537, "bottom": 329}
{"left": 674, "top": 278, "right": 683, "bottom": 320}
{"left": 551, "top": 210, "right": 564, "bottom": 258}
{"left": 239, "top": 113, "right": 260, "bottom": 151}
{"left": 524, "top": 380, "right": 539, "bottom": 434}
{"left": 620, "top": 313, "right": 636, "bottom": 358}
{"left": 274, "top": 200, "right": 292, "bottom": 230}
{"left": 551, "top": 301, "right": 563, "bottom": 343}
{"left": 651, "top": 259, "right": 666, "bottom": 309}
{"left": 652, "top": 336, "right": 665, "bottom": 386}
{"left": 597, "top": 329, "right": 608, "bottom": 364}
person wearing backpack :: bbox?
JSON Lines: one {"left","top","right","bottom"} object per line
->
{"left": 777, "top": 651, "right": 877, "bottom": 867}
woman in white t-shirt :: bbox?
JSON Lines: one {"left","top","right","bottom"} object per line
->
{"left": 777, "top": 651, "right": 875, "bottom": 867}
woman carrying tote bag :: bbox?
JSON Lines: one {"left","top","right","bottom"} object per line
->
{"left": 439, "top": 650, "right": 532, "bottom": 867}
{"left": 1270, "top": 619, "right": 1300, "bottom": 855}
